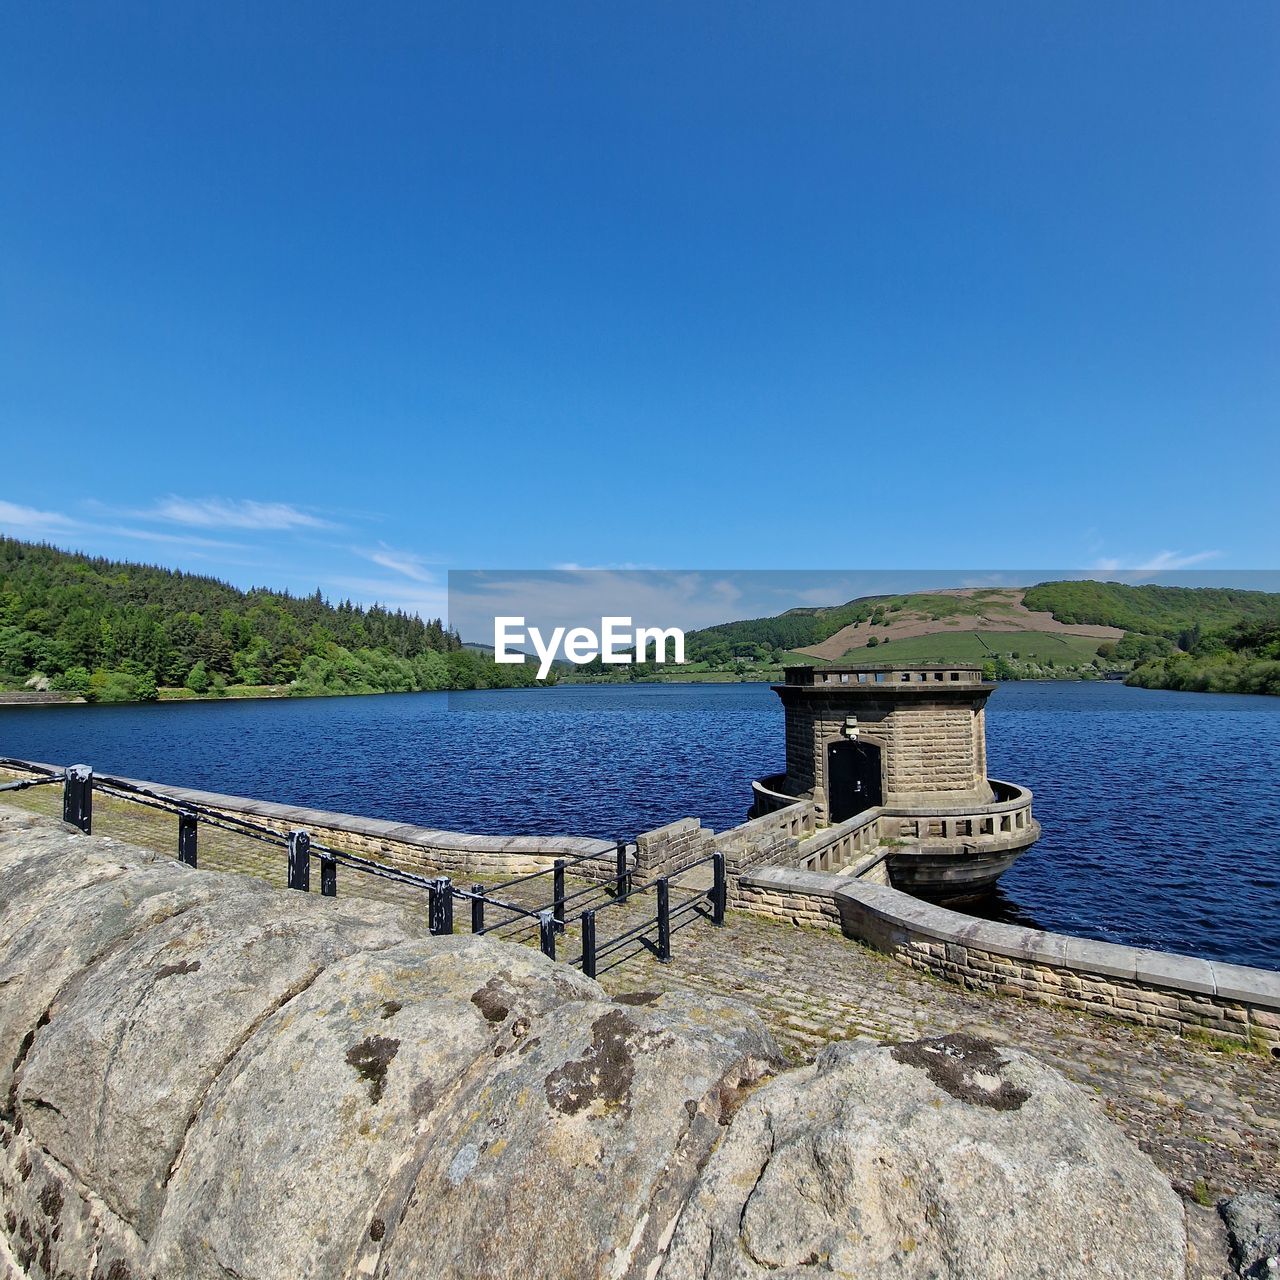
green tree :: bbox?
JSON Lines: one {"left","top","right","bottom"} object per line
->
{"left": 53, "top": 666, "right": 92, "bottom": 696}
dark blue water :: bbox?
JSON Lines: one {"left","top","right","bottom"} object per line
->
{"left": 2, "top": 682, "right": 1277, "bottom": 969}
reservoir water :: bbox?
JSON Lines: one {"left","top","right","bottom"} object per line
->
{"left": 1, "top": 680, "right": 1276, "bottom": 969}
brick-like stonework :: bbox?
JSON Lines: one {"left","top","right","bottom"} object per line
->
{"left": 634, "top": 817, "right": 712, "bottom": 879}
{"left": 0, "top": 761, "right": 629, "bottom": 887}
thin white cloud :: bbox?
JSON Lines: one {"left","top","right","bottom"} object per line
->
{"left": 1, "top": 497, "right": 248, "bottom": 554}
{"left": 1090, "top": 550, "right": 1222, "bottom": 573}
{"left": 95, "top": 524, "right": 248, "bottom": 551}
{"left": 355, "top": 543, "right": 444, "bottom": 584}
{"left": 0, "top": 499, "right": 76, "bottom": 533}
{"left": 1134, "top": 550, "right": 1222, "bottom": 572}
{"left": 551, "top": 562, "right": 660, "bottom": 571}
{"left": 146, "top": 496, "right": 334, "bottom": 531}
{"left": 325, "top": 575, "right": 449, "bottom": 620}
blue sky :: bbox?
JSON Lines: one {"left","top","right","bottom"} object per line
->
{"left": 3, "top": 3, "right": 1277, "bottom": 626}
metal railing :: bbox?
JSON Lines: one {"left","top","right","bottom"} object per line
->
{"left": 0, "top": 760, "right": 726, "bottom": 974}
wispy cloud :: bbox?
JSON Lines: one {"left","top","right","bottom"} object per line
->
{"left": 326, "top": 575, "right": 449, "bottom": 619}
{"left": 551, "top": 562, "right": 659, "bottom": 571}
{"left": 1091, "top": 549, "right": 1222, "bottom": 573}
{"left": 0, "top": 499, "right": 77, "bottom": 533}
{"left": 144, "top": 496, "right": 334, "bottom": 531}
{"left": 355, "top": 543, "right": 444, "bottom": 584}
{"left": 2, "top": 495, "right": 249, "bottom": 554}
{"left": 95, "top": 524, "right": 248, "bottom": 551}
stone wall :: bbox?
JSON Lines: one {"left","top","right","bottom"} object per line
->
{"left": 739, "top": 865, "right": 1280, "bottom": 1058}
{"left": 718, "top": 811, "right": 801, "bottom": 888}
{"left": 630, "top": 806, "right": 820, "bottom": 903}
{"left": 0, "top": 760, "right": 630, "bottom": 886}
{"left": 634, "top": 817, "right": 714, "bottom": 879}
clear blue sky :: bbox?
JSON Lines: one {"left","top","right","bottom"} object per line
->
{"left": 3, "top": 3, "right": 1277, "bottom": 621}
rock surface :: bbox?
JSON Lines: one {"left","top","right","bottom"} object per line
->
{"left": 1220, "top": 1191, "right": 1280, "bottom": 1279}
{"left": 0, "top": 811, "right": 780, "bottom": 1280}
{"left": 0, "top": 810, "right": 1192, "bottom": 1279}
{"left": 660, "top": 1032, "right": 1188, "bottom": 1280}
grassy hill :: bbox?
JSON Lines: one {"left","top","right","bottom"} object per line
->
{"left": 679, "top": 580, "right": 1280, "bottom": 684}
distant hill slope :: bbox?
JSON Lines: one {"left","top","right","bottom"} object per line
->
{"left": 1022, "top": 580, "right": 1280, "bottom": 640}
{"left": 684, "top": 580, "right": 1280, "bottom": 682}
{"left": 790, "top": 588, "right": 1121, "bottom": 661}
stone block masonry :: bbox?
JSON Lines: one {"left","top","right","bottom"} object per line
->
{"left": 774, "top": 679, "right": 995, "bottom": 816}
{"left": 634, "top": 817, "right": 713, "bottom": 879}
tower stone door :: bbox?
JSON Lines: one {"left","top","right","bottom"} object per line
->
{"left": 827, "top": 739, "right": 883, "bottom": 821}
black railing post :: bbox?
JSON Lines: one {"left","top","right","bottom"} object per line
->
{"left": 429, "top": 877, "right": 454, "bottom": 935}
{"left": 471, "top": 884, "right": 485, "bottom": 934}
{"left": 538, "top": 910, "right": 557, "bottom": 961}
{"left": 177, "top": 812, "right": 198, "bottom": 867}
{"left": 553, "top": 858, "right": 566, "bottom": 933}
{"left": 711, "top": 851, "right": 726, "bottom": 926}
{"left": 614, "top": 840, "right": 629, "bottom": 901}
{"left": 656, "top": 876, "right": 671, "bottom": 963}
{"left": 581, "top": 909, "right": 597, "bottom": 979}
{"left": 287, "top": 830, "right": 311, "bottom": 891}
{"left": 320, "top": 852, "right": 337, "bottom": 897}
{"left": 63, "top": 764, "right": 93, "bottom": 834}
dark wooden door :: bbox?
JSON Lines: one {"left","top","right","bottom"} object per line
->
{"left": 827, "top": 739, "right": 882, "bottom": 821}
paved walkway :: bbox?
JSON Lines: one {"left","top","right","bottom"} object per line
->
{"left": 3, "top": 783, "right": 1276, "bottom": 1203}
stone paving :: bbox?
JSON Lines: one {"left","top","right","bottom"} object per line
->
{"left": 2, "top": 784, "right": 1276, "bottom": 1207}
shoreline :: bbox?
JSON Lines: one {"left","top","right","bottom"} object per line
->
{"left": 1, "top": 675, "right": 1277, "bottom": 709}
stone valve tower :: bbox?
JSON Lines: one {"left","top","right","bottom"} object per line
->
{"left": 755, "top": 663, "right": 1040, "bottom": 900}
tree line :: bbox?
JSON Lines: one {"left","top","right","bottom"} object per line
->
{"left": 0, "top": 538, "right": 545, "bottom": 700}
{"left": 1125, "top": 616, "right": 1280, "bottom": 696}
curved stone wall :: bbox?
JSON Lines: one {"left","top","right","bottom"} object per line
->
{"left": 739, "top": 864, "right": 1280, "bottom": 1058}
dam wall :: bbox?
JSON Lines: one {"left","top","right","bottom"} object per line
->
{"left": 738, "top": 864, "right": 1280, "bottom": 1057}
{"left": 2, "top": 758, "right": 1277, "bottom": 1060}
{"left": 0, "top": 758, "right": 629, "bottom": 884}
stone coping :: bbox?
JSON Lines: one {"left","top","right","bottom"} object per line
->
{"left": 798, "top": 810, "right": 879, "bottom": 851}
{"left": 879, "top": 778, "right": 1031, "bottom": 818}
{"left": 0, "top": 757, "right": 615, "bottom": 860}
{"left": 739, "top": 865, "right": 1280, "bottom": 1012}
{"left": 763, "top": 777, "right": 1032, "bottom": 824}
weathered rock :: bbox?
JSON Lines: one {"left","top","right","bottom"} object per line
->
{"left": 0, "top": 814, "right": 1194, "bottom": 1280}
{"left": 660, "top": 1031, "right": 1188, "bottom": 1279}
{"left": 16, "top": 881, "right": 414, "bottom": 1238}
{"left": 379, "top": 983, "right": 778, "bottom": 1280}
{"left": 1220, "top": 1191, "right": 1280, "bottom": 1279}
{"left": 0, "top": 814, "right": 782, "bottom": 1280}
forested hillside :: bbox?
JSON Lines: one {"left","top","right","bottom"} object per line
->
{"left": 1125, "top": 616, "right": 1280, "bottom": 695}
{"left": 1022, "top": 581, "right": 1280, "bottom": 645}
{"left": 0, "top": 538, "right": 542, "bottom": 700}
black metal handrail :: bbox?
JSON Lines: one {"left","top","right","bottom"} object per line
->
{"left": 0, "top": 760, "right": 726, "bottom": 976}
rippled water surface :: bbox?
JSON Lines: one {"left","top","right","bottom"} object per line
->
{"left": 2, "top": 681, "right": 1276, "bottom": 968}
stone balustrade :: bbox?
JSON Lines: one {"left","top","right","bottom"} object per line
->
{"left": 758, "top": 775, "right": 1036, "bottom": 875}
